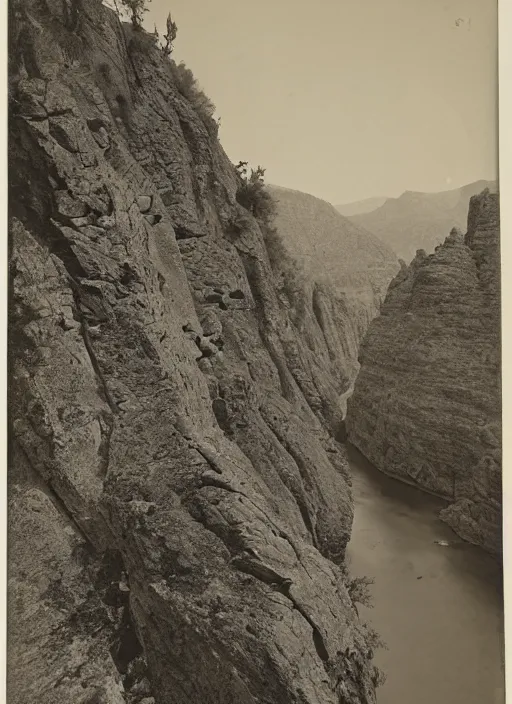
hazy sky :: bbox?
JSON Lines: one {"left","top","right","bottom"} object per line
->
{"left": 145, "top": 0, "right": 498, "bottom": 204}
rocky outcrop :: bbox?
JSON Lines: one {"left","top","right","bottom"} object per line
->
{"left": 349, "top": 180, "right": 497, "bottom": 263}
{"left": 346, "top": 190, "right": 501, "bottom": 554}
{"left": 8, "top": 1, "right": 380, "bottom": 702}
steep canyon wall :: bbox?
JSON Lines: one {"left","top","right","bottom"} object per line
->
{"left": 8, "top": 2, "right": 381, "bottom": 703}
{"left": 346, "top": 191, "right": 501, "bottom": 554}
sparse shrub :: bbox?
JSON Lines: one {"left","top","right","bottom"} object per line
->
{"left": 262, "top": 223, "right": 287, "bottom": 267}
{"left": 170, "top": 60, "right": 195, "bottom": 94}
{"left": 162, "top": 13, "right": 178, "bottom": 55}
{"left": 366, "top": 625, "right": 388, "bottom": 690}
{"left": 208, "top": 119, "right": 220, "bottom": 138}
{"left": 348, "top": 575, "right": 374, "bottom": 608}
{"left": 262, "top": 223, "right": 305, "bottom": 303}
{"left": 114, "top": 93, "right": 131, "bottom": 126}
{"left": 362, "top": 623, "right": 387, "bottom": 656}
{"left": 98, "top": 62, "right": 112, "bottom": 83}
{"left": 127, "top": 26, "right": 159, "bottom": 54}
{"left": 372, "top": 665, "right": 387, "bottom": 689}
{"left": 234, "top": 163, "right": 305, "bottom": 305}
{"left": 170, "top": 60, "right": 217, "bottom": 129}
{"left": 119, "top": 0, "right": 151, "bottom": 29}
{"left": 235, "top": 164, "right": 276, "bottom": 225}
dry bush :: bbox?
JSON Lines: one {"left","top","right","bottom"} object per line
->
{"left": 372, "top": 665, "right": 387, "bottom": 689}
{"left": 127, "top": 27, "right": 159, "bottom": 54}
{"left": 98, "top": 62, "right": 112, "bottom": 83}
{"left": 348, "top": 575, "right": 375, "bottom": 608}
{"left": 263, "top": 224, "right": 305, "bottom": 303}
{"left": 118, "top": 0, "right": 151, "bottom": 28}
{"left": 162, "top": 13, "right": 178, "bottom": 56}
{"left": 170, "top": 60, "right": 217, "bottom": 132}
{"left": 234, "top": 163, "right": 305, "bottom": 304}
{"left": 362, "top": 622, "right": 387, "bottom": 656}
{"left": 235, "top": 164, "right": 276, "bottom": 224}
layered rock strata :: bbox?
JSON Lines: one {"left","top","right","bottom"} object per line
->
{"left": 346, "top": 190, "right": 501, "bottom": 554}
{"left": 8, "top": 1, "right": 379, "bottom": 702}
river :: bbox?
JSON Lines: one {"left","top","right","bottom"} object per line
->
{"left": 345, "top": 443, "right": 505, "bottom": 704}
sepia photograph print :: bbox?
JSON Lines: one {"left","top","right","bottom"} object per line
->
{"left": 5, "top": 0, "right": 505, "bottom": 703}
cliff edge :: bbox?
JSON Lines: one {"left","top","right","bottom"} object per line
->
{"left": 346, "top": 190, "right": 501, "bottom": 554}
{"left": 8, "top": 1, "right": 380, "bottom": 702}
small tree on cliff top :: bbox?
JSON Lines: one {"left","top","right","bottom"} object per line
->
{"left": 119, "top": 0, "right": 151, "bottom": 29}
{"left": 235, "top": 164, "right": 276, "bottom": 225}
{"left": 163, "top": 13, "right": 178, "bottom": 55}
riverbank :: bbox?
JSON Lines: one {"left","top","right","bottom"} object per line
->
{"left": 345, "top": 443, "right": 505, "bottom": 704}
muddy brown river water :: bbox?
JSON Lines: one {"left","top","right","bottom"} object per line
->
{"left": 345, "top": 444, "right": 505, "bottom": 704}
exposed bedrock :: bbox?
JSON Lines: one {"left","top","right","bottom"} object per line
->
{"left": 346, "top": 190, "right": 501, "bottom": 554}
{"left": 8, "top": 1, "right": 379, "bottom": 702}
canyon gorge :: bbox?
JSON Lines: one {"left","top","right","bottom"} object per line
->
{"left": 7, "top": 1, "right": 502, "bottom": 703}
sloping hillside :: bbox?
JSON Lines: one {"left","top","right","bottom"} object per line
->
{"left": 349, "top": 180, "right": 497, "bottom": 262}
{"left": 268, "top": 185, "right": 399, "bottom": 304}
{"left": 335, "top": 196, "right": 387, "bottom": 217}
{"left": 266, "top": 185, "right": 399, "bottom": 395}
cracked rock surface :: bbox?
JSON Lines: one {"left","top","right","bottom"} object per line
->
{"left": 8, "top": 1, "right": 379, "bottom": 702}
{"left": 346, "top": 191, "right": 501, "bottom": 554}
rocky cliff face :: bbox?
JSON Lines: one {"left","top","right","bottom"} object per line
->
{"left": 8, "top": 2, "right": 380, "bottom": 702}
{"left": 346, "top": 190, "right": 501, "bottom": 554}
{"left": 349, "top": 180, "right": 497, "bottom": 263}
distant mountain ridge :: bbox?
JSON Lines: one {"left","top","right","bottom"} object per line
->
{"left": 268, "top": 184, "right": 399, "bottom": 300}
{"left": 345, "top": 179, "right": 497, "bottom": 262}
{"left": 267, "top": 184, "right": 400, "bottom": 397}
{"left": 335, "top": 196, "right": 388, "bottom": 217}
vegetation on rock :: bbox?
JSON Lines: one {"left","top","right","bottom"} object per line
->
{"left": 163, "top": 12, "right": 178, "bottom": 55}
{"left": 235, "top": 163, "right": 277, "bottom": 224}
{"left": 118, "top": 0, "right": 151, "bottom": 28}
{"left": 235, "top": 163, "right": 306, "bottom": 304}
{"left": 169, "top": 60, "right": 217, "bottom": 127}
{"left": 348, "top": 575, "right": 375, "bottom": 608}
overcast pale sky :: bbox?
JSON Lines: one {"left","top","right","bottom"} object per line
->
{"left": 144, "top": 0, "right": 498, "bottom": 204}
